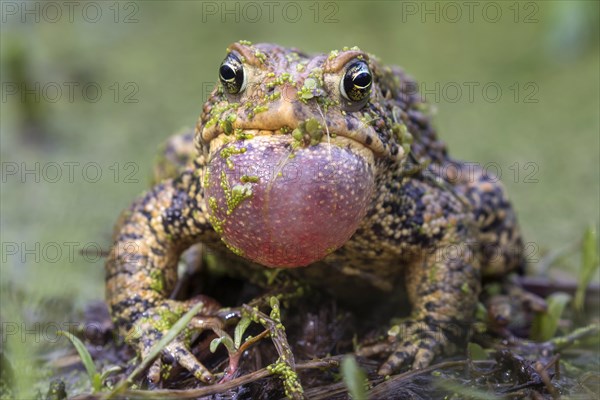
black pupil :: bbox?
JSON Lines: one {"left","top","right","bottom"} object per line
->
{"left": 220, "top": 64, "right": 236, "bottom": 81}
{"left": 353, "top": 72, "right": 371, "bottom": 88}
{"left": 343, "top": 62, "right": 371, "bottom": 102}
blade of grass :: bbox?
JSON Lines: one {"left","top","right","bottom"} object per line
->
{"left": 467, "top": 342, "right": 489, "bottom": 361}
{"left": 341, "top": 355, "right": 367, "bottom": 400}
{"left": 574, "top": 226, "right": 599, "bottom": 311}
{"left": 99, "top": 366, "right": 122, "bottom": 383}
{"left": 234, "top": 316, "right": 252, "bottom": 349}
{"left": 57, "top": 330, "right": 100, "bottom": 392}
{"left": 531, "top": 292, "right": 571, "bottom": 341}
{"left": 210, "top": 335, "right": 235, "bottom": 354}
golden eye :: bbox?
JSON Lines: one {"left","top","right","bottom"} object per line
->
{"left": 219, "top": 53, "right": 246, "bottom": 94}
{"left": 340, "top": 60, "right": 372, "bottom": 102}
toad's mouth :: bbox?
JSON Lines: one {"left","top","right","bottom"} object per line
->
{"left": 200, "top": 112, "right": 404, "bottom": 161}
{"left": 203, "top": 133, "right": 375, "bottom": 268}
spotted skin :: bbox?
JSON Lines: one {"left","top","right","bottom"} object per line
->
{"left": 106, "top": 42, "right": 524, "bottom": 381}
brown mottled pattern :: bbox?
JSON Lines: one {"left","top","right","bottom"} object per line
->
{"left": 105, "top": 41, "right": 524, "bottom": 381}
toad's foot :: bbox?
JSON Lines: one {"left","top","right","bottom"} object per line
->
{"left": 125, "top": 297, "right": 223, "bottom": 384}
{"left": 358, "top": 318, "right": 462, "bottom": 375}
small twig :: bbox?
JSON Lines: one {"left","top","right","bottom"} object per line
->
{"left": 534, "top": 361, "right": 559, "bottom": 399}
{"left": 69, "top": 358, "right": 339, "bottom": 400}
{"left": 542, "top": 354, "right": 560, "bottom": 381}
{"left": 241, "top": 303, "right": 296, "bottom": 366}
{"left": 242, "top": 301, "right": 302, "bottom": 399}
{"left": 237, "top": 329, "right": 270, "bottom": 354}
{"left": 480, "top": 323, "right": 600, "bottom": 357}
{"left": 546, "top": 323, "right": 600, "bottom": 351}
{"left": 517, "top": 276, "right": 600, "bottom": 308}
{"left": 301, "top": 381, "right": 351, "bottom": 400}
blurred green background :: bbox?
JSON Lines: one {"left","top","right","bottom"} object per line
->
{"left": 1, "top": 0, "right": 598, "bottom": 396}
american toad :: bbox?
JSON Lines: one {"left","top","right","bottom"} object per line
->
{"left": 106, "top": 41, "right": 524, "bottom": 383}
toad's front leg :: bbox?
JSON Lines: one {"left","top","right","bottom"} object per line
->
{"left": 106, "top": 168, "right": 220, "bottom": 383}
{"left": 387, "top": 241, "right": 481, "bottom": 374}
{"left": 359, "top": 233, "right": 482, "bottom": 375}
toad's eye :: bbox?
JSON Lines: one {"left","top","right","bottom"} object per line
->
{"left": 340, "top": 60, "right": 372, "bottom": 102}
{"left": 219, "top": 53, "right": 246, "bottom": 94}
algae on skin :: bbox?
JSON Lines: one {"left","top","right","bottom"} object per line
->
{"left": 219, "top": 170, "right": 253, "bottom": 215}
